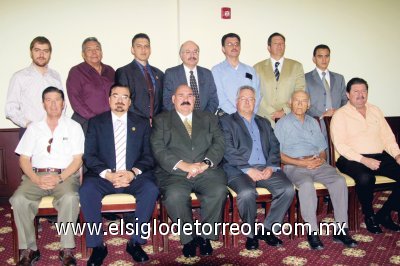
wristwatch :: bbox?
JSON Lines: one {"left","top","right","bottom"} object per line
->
{"left": 130, "top": 169, "right": 137, "bottom": 179}
{"left": 202, "top": 159, "right": 212, "bottom": 167}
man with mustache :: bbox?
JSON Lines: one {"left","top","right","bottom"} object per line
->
{"left": 331, "top": 78, "right": 400, "bottom": 234}
{"left": 5, "top": 36, "right": 63, "bottom": 137}
{"left": 212, "top": 33, "right": 261, "bottom": 116}
{"left": 151, "top": 84, "right": 227, "bottom": 258}
{"left": 163, "top": 40, "right": 218, "bottom": 113}
{"left": 80, "top": 84, "right": 158, "bottom": 265}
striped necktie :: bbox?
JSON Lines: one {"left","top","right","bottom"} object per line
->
{"left": 322, "top": 72, "right": 332, "bottom": 109}
{"left": 114, "top": 119, "right": 126, "bottom": 171}
{"left": 274, "top": 62, "right": 280, "bottom": 81}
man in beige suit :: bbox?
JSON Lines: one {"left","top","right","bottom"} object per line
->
{"left": 254, "top": 32, "right": 305, "bottom": 124}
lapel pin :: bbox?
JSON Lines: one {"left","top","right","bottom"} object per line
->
{"left": 155, "top": 75, "right": 159, "bottom": 80}
{"left": 132, "top": 127, "right": 136, "bottom": 132}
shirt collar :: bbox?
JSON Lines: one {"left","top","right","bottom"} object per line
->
{"left": 183, "top": 64, "right": 197, "bottom": 74}
{"left": 111, "top": 112, "right": 128, "bottom": 124}
{"left": 176, "top": 111, "right": 193, "bottom": 122}
{"left": 316, "top": 67, "right": 329, "bottom": 78}
{"left": 271, "top": 57, "right": 284, "bottom": 66}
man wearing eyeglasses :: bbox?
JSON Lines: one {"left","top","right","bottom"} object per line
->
{"left": 10, "top": 87, "right": 84, "bottom": 266}
{"left": 80, "top": 84, "right": 158, "bottom": 265}
{"left": 212, "top": 33, "right": 261, "bottom": 117}
{"left": 163, "top": 40, "right": 218, "bottom": 113}
{"left": 220, "top": 86, "right": 294, "bottom": 250}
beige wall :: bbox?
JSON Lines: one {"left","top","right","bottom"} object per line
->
{"left": 1, "top": 0, "right": 399, "bottom": 128}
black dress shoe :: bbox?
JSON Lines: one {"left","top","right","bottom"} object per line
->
{"left": 102, "top": 213, "right": 119, "bottom": 221}
{"left": 196, "top": 237, "right": 213, "bottom": 256}
{"left": 17, "top": 249, "right": 40, "bottom": 266}
{"left": 87, "top": 244, "right": 108, "bottom": 266}
{"left": 245, "top": 237, "right": 259, "bottom": 250}
{"left": 365, "top": 216, "right": 383, "bottom": 234}
{"left": 59, "top": 248, "right": 77, "bottom": 266}
{"left": 307, "top": 232, "right": 324, "bottom": 250}
{"left": 182, "top": 239, "right": 197, "bottom": 258}
{"left": 126, "top": 242, "right": 149, "bottom": 263}
{"left": 376, "top": 214, "right": 400, "bottom": 232}
{"left": 333, "top": 228, "right": 358, "bottom": 248}
{"left": 256, "top": 229, "right": 283, "bottom": 247}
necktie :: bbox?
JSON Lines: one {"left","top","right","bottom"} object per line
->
{"left": 322, "top": 72, "right": 332, "bottom": 109}
{"left": 143, "top": 66, "right": 155, "bottom": 119}
{"left": 189, "top": 71, "right": 201, "bottom": 109}
{"left": 183, "top": 118, "right": 192, "bottom": 137}
{"left": 114, "top": 119, "right": 126, "bottom": 171}
{"left": 274, "top": 62, "right": 280, "bottom": 81}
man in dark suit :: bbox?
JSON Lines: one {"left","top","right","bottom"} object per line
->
{"left": 115, "top": 33, "right": 164, "bottom": 122}
{"left": 220, "top": 85, "right": 294, "bottom": 250}
{"left": 163, "top": 40, "right": 218, "bottom": 113}
{"left": 80, "top": 84, "right": 159, "bottom": 265}
{"left": 151, "top": 84, "right": 227, "bottom": 258}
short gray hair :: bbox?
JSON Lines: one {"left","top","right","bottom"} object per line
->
{"left": 236, "top": 85, "right": 256, "bottom": 99}
{"left": 82, "top": 37, "right": 101, "bottom": 52}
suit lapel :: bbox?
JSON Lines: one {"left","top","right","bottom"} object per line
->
{"left": 254, "top": 116, "right": 269, "bottom": 159}
{"left": 330, "top": 72, "right": 336, "bottom": 90}
{"left": 265, "top": 59, "right": 277, "bottom": 86}
{"left": 233, "top": 113, "right": 252, "bottom": 150}
{"left": 126, "top": 113, "right": 135, "bottom": 169}
{"left": 104, "top": 112, "right": 117, "bottom": 169}
{"left": 312, "top": 69, "right": 323, "bottom": 87}
{"left": 197, "top": 67, "right": 207, "bottom": 109}
{"left": 191, "top": 111, "right": 202, "bottom": 142}
{"left": 179, "top": 64, "right": 189, "bottom": 85}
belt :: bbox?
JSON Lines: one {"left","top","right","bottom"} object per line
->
{"left": 33, "top": 168, "right": 64, "bottom": 174}
{"left": 299, "top": 155, "right": 316, "bottom": 159}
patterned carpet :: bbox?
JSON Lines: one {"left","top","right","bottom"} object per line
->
{"left": 0, "top": 191, "right": 399, "bottom": 266}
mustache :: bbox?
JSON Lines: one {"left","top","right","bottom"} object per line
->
{"left": 189, "top": 57, "right": 197, "bottom": 61}
{"left": 181, "top": 101, "right": 191, "bottom": 106}
{"left": 116, "top": 103, "right": 125, "bottom": 106}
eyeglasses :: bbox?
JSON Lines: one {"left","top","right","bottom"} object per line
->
{"left": 47, "top": 138, "right": 53, "bottom": 153}
{"left": 183, "top": 50, "right": 199, "bottom": 55}
{"left": 225, "top": 42, "right": 240, "bottom": 47}
{"left": 111, "top": 94, "right": 130, "bottom": 101}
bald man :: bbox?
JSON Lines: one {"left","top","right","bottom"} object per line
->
{"left": 163, "top": 40, "right": 218, "bottom": 113}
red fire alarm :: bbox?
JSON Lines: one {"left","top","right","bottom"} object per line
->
{"left": 221, "top": 7, "right": 231, "bottom": 19}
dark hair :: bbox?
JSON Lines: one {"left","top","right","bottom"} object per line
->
{"left": 132, "top": 33, "right": 150, "bottom": 46}
{"left": 82, "top": 37, "right": 101, "bottom": 52}
{"left": 109, "top": 84, "right": 131, "bottom": 97}
{"left": 42, "top": 87, "right": 64, "bottom": 101}
{"left": 267, "top": 32, "right": 285, "bottom": 46}
{"left": 221, "top": 33, "right": 240, "bottom": 46}
{"left": 313, "top": 44, "right": 330, "bottom": 56}
{"left": 346, "top": 77, "right": 369, "bottom": 93}
{"left": 30, "top": 36, "right": 52, "bottom": 52}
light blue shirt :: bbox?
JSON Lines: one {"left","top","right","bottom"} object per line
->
{"left": 275, "top": 113, "right": 327, "bottom": 158}
{"left": 212, "top": 60, "right": 261, "bottom": 114}
{"left": 240, "top": 115, "right": 266, "bottom": 173}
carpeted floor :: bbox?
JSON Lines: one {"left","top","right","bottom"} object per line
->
{"left": 0, "top": 191, "right": 399, "bottom": 265}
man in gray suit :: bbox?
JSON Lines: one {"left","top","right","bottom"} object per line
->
{"left": 151, "top": 84, "right": 226, "bottom": 258}
{"left": 305, "top": 44, "right": 347, "bottom": 119}
{"left": 220, "top": 85, "right": 294, "bottom": 250}
{"left": 163, "top": 40, "right": 219, "bottom": 113}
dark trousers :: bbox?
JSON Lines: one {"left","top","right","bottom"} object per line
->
{"left": 79, "top": 175, "right": 159, "bottom": 247}
{"left": 336, "top": 152, "right": 400, "bottom": 217}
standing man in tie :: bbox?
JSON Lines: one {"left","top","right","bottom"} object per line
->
{"left": 212, "top": 33, "right": 260, "bottom": 116}
{"left": 80, "top": 84, "right": 159, "bottom": 265}
{"left": 151, "top": 84, "right": 227, "bottom": 258}
{"left": 254, "top": 32, "right": 305, "bottom": 125}
{"left": 163, "top": 40, "right": 219, "bottom": 113}
{"left": 115, "top": 33, "right": 164, "bottom": 123}
{"left": 305, "top": 44, "right": 347, "bottom": 119}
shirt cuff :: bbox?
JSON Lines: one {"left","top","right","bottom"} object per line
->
{"left": 241, "top": 168, "right": 250, "bottom": 174}
{"left": 132, "top": 167, "right": 142, "bottom": 175}
{"left": 204, "top": 157, "right": 214, "bottom": 167}
{"left": 100, "top": 169, "right": 110, "bottom": 178}
{"left": 173, "top": 160, "right": 183, "bottom": 170}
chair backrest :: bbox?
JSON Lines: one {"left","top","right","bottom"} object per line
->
{"left": 323, "top": 116, "right": 336, "bottom": 166}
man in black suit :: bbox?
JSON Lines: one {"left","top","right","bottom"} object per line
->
{"left": 219, "top": 85, "right": 294, "bottom": 250}
{"left": 115, "top": 33, "right": 164, "bottom": 122}
{"left": 80, "top": 84, "right": 159, "bottom": 265}
{"left": 163, "top": 40, "right": 219, "bottom": 113}
{"left": 151, "top": 84, "right": 227, "bottom": 258}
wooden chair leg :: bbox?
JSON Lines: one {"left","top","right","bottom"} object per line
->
{"left": 151, "top": 203, "right": 159, "bottom": 254}
{"left": 160, "top": 203, "right": 169, "bottom": 253}
{"left": 79, "top": 211, "right": 88, "bottom": 259}
{"left": 223, "top": 198, "right": 230, "bottom": 248}
{"left": 11, "top": 209, "right": 19, "bottom": 263}
{"left": 232, "top": 199, "right": 239, "bottom": 248}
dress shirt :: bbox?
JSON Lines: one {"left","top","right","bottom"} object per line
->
{"left": 66, "top": 62, "right": 115, "bottom": 120}
{"left": 239, "top": 115, "right": 267, "bottom": 173}
{"left": 316, "top": 68, "right": 330, "bottom": 87}
{"left": 212, "top": 60, "right": 261, "bottom": 114}
{"left": 183, "top": 65, "right": 199, "bottom": 92}
{"left": 331, "top": 102, "right": 400, "bottom": 162}
{"left": 275, "top": 113, "right": 327, "bottom": 158}
{"left": 15, "top": 116, "right": 84, "bottom": 168}
{"left": 271, "top": 58, "right": 284, "bottom": 73}
{"left": 5, "top": 63, "right": 63, "bottom": 127}
{"left": 135, "top": 61, "right": 156, "bottom": 90}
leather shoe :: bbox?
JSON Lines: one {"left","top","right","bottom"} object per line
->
{"left": 196, "top": 237, "right": 213, "bottom": 256}
{"left": 365, "top": 215, "right": 383, "bottom": 234}
{"left": 126, "top": 241, "right": 149, "bottom": 262}
{"left": 333, "top": 228, "right": 358, "bottom": 248}
{"left": 182, "top": 239, "right": 197, "bottom": 258}
{"left": 87, "top": 244, "right": 108, "bottom": 266}
{"left": 17, "top": 249, "right": 40, "bottom": 266}
{"left": 59, "top": 248, "right": 77, "bottom": 265}
{"left": 376, "top": 213, "right": 400, "bottom": 232}
{"left": 245, "top": 237, "right": 259, "bottom": 250}
{"left": 307, "top": 232, "right": 324, "bottom": 250}
{"left": 256, "top": 229, "right": 283, "bottom": 247}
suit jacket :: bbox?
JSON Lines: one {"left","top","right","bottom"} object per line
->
{"left": 305, "top": 69, "right": 347, "bottom": 117}
{"left": 254, "top": 58, "right": 305, "bottom": 122}
{"left": 150, "top": 110, "right": 225, "bottom": 183}
{"left": 163, "top": 64, "right": 219, "bottom": 113}
{"left": 84, "top": 111, "right": 154, "bottom": 178}
{"left": 115, "top": 60, "right": 164, "bottom": 118}
{"left": 220, "top": 112, "right": 280, "bottom": 181}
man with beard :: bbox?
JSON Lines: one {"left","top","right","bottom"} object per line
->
{"left": 163, "top": 40, "right": 218, "bottom": 113}
{"left": 6, "top": 36, "right": 63, "bottom": 136}
{"left": 80, "top": 84, "right": 159, "bottom": 265}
